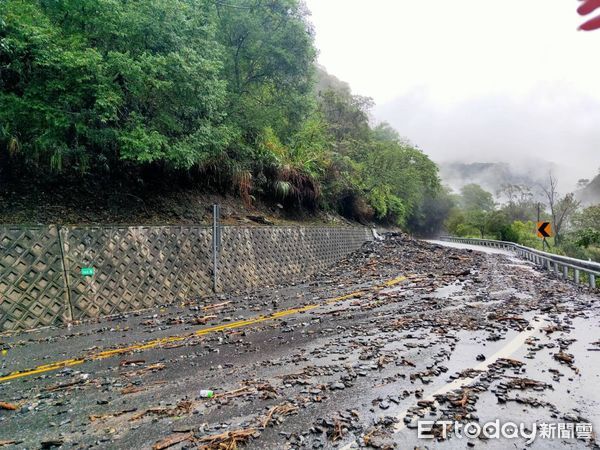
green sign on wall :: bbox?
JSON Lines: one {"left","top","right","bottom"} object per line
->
{"left": 81, "top": 267, "right": 95, "bottom": 276}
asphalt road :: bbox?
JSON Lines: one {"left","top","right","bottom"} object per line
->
{"left": 0, "top": 234, "right": 598, "bottom": 449}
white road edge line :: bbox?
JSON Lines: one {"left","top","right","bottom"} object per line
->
{"left": 338, "top": 317, "right": 546, "bottom": 450}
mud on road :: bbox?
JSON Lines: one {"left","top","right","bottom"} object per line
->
{"left": 0, "top": 234, "right": 598, "bottom": 449}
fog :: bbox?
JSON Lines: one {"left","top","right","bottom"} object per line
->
{"left": 375, "top": 82, "right": 600, "bottom": 191}
{"left": 305, "top": 0, "right": 600, "bottom": 193}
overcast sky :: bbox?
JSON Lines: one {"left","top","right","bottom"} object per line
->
{"left": 304, "top": 0, "right": 600, "bottom": 188}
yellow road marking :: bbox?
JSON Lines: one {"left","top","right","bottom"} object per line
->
{"left": 385, "top": 275, "right": 407, "bottom": 286}
{"left": 0, "top": 275, "right": 408, "bottom": 384}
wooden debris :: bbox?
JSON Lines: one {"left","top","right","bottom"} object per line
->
{"left": 496, "top": 316, "right": 527, "bottom": 323}
{"left": 332, "top": 418, "right": 344, "bottom": 442}
{"left": 202, "top": 301, "right": 231, "bottom": 311}
{"left": 391, "top": 318, "right": 413, "bottom": 328}
{"left": 121, "top": 385, "right": 146, "bottom": 395}
{"left": 554, "top": 351, "right": 574, "bottom": 365}
{"left": 505, "top": 377, "right": 550, "bottom": 390}
{"left": 122, "top": 363, "right": 166, "bottom": 378}
{"left": 0, "top": 402, "right": 18, "bottom": 410}
{"left": 119, "top": 359, "right": 146, "bottom": 366}
{"left": 455, "top": 368, "right": 483, "bottom": 379}
{"left": 44, "top": 379, "right": 88, "bottom": 392}
{"left": 89, "top": 408, "right": 137, "bottom": 422}
{"left": 495, "top": 357, "right": 524, "bottom": 368}
{"left": 130, "top": 400, "right": 193, "bottom": 421}
{"left": 261, "top": 402, "right": 298, "bottom": 427}
{"left": 398, "top": 358, "right": 416, "bottom": 367}
{"left": 192, "top": 315, "right": 217, "bottom": 325}
{"left": 197, "top": 428, "right": 259, "bottom": 450}
{"left": 450, "top": 389, "right": 470, "bottom": 408}
{"left": 541, "top": 324, "right": 566, "bottom": 334}
{"left": 215, "top": 386, "right": 255, "bottom": 400}
{"left": 448, "top": 255, "right": 470, "bottom": 261}
{"left": 410, "top": 368, "right": 436, "bottom": 381}
{"left": 121, "top": 380, "right": 166, "bottom": 395}
{"left": 152, "top": 431, "right": 194, "bottom": 450}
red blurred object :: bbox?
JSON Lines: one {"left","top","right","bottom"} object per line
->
{"left": 578, "top": 0, "right": 600, "bottom": 31}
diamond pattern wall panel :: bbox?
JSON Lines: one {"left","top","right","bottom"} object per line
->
{"left": 0, "top": 224, "right": 371, "bottom": 329}
{"left": 217, "top": 226, "right": 371, "bottom": 293}
{"left": 0, "top": 226, "right": 70, "bottom": 331}
{"left": 61, "top": 226, "right": 212, "bottom": 320}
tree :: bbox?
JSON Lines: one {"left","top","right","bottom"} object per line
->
{"left": 0, "top": 0, "right": 451, "bottom": 231}
{"left": 497, "top": 183, "right": 537, "bottom": 222}
{"left": 361, "top": 136, "right": 441, "bottom": 226}
{"left": 317, "top": 88, "right": 372, "bottom": 144}
{"left": 541, "top": 173, "right": 580, "bottom": 244}
{"left": 407, "top": 187, "right": 455, "bottom": 236}
{"left": 215, "top": 0, "right": 316, "bottom": 141}
{"left": 465, "top": 209, "right": 489, "bottom": 238}
{"left": 572, "top": 205, "right": 600, "bottom": 231}
{"left": 1, "top": 0, "right": 230, "bottom": 173}
{"left": 574, "top": 228, "right": 600, "bottom": 248}
{"left": 460, "top": 184, "right": 495, "bottom": 212}
{"left": 486, "top": 210, "right": 518, "bottom": 242}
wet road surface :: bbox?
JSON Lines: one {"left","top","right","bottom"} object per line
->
{"left": 0, "top": 234, "right": 598, "bottom": 449}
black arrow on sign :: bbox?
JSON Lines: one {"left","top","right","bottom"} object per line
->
{"left": 538, "top": 222, "right": 551, "bottom": 238}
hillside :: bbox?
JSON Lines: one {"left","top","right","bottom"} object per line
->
{"left": 0, "top": 1, "right": 448, "bottom": 234}
{"left": 439, "top": 161, "right": 555, "bottom": 198}
{"left": 0, "top": 174, "right": 353, "bottom": 226}
{"left": 577, "top": 173, "right": 600, "bottom": 206}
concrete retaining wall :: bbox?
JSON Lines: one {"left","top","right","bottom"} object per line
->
{"left": 0, "top": 225, "right": 372, "bottom": 331}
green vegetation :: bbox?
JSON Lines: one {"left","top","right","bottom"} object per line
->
{"left": 445, "top": 182, "right": 600, "bottom": 262}
{"left": 0, "top": 0, "right": 447, "bottom": 232}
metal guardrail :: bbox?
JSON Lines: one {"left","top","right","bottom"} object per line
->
{"left": 440, "top": 236, "right": 599, "bottom": 289}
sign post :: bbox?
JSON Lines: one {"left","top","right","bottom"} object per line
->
{"left": 212, "top": 204, "right": 221, "bottom": 293}
{"left": 537, "top": 221, "right": 553, "bottom": 250}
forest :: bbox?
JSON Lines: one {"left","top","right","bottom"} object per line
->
{"left": 0, "top": 0, "right": 448, "bottom": 233}
{"left": 445, "top": 177, "right": 600, "bottom": 262}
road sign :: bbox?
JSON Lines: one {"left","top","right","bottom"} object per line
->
{"left": 81, "top": 267, "right": 95, "bottom": 276}
{"left": 537, "top": 222, "right": 552, "bottom": 238}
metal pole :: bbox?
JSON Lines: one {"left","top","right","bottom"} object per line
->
{"left": 212, "top": 204, "right": 219, "bottom": 293}
{"left": 537, "top": 203, "right": 545, "bottom": 252}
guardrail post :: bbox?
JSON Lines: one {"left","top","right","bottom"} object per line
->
{"left": 575, "top": 269, "right": 580, "bottom": 284}
{"left": 590, "top": 273, "right": 596, "bottom": 289}
{"left": 562, "top": 266, "right": 568, "bottom": 279}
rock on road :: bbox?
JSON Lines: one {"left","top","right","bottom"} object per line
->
{"left": 0, "top": 234, "right": 598, "bottom": 449}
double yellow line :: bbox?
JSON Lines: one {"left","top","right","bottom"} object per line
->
{"left": 0, "top": 276, "right": 407, "bottom": 383}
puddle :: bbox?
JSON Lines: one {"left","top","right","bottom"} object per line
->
{"left": 433, "top": 281, "right": 465, "bottom": 298}
{"left": 426, "top": 240, "right": 514, "bottom": 256}
{"left": 489, "top": 288, "right": 533, "bottom": 300}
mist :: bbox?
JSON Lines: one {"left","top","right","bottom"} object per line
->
{"left": 374, "top": 82, "right": 600, "bottom": 193}
{"left": 305, "top": 0, "right": 600, "bottom": 195}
